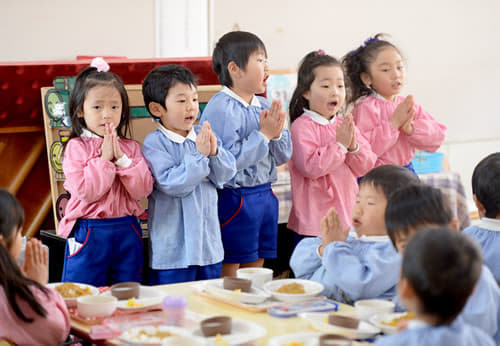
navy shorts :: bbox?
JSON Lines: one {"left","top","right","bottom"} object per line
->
{"left": 149, "top": 262, "right": 222, "bottom": 285}
{"left": 218, "top": 183, "right": 278, "bottom": 263}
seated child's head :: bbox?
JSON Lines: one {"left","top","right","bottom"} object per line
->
{"left": 472, "top": 152, "right": 500, "bottom": 219}
{"left": 399, "top": 227, "right": 482, "bottom": 325}
{"left": 385, "top": 184, "right": 455, "bottom": 253}
{"left": 212, "top": 31, "right": 268, "bottom": 94}
{"left": 0, "top": 189, "right": 24, "bottom": 260}
{"left": 289, "top": 50, "right": 344, "bottom": 123}
{"left": 353, "top": 165, "right": 419, "bottom": 236}
{"left": 142, "top": 64, "right": 199, "bottom": 137}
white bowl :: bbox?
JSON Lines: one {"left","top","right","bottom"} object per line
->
{"left": 263, "top": 279, "right": 324, "bottom": 302}
{"left": 236, "top": 267, "right": 273, "bottom": 288}
{"left": 354, "top": 299, "right": 395, "bottom": 320}
{"left": 77, "top": 295, "right": 117, "bottom": 318}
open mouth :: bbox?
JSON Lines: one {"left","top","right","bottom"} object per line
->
{"left": 184, "top": 116, "right": 195, "bottom": 122}
{"left": 352, "top": 218, "right": 361, "bottom": 226}
{"left": 328, "top": 101, "right": 338, "bottom": 109}
{"left": 263, "top": 75, "right": 269, "bottom": 83}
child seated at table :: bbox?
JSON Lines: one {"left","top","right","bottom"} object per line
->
{"left": 373, "top": 227, "right": 495, "bottom": 346}
{"left": 0, "top": 189, "right": 70, "bottom": 345}
{"left": 385, "top": 184, "right": 500, "bottom": 343}
{"left": 463, "top": 152, "right": 500, "bottom": 284}
{"left": 290, "top": 165, "right": 419, "bottom": 304}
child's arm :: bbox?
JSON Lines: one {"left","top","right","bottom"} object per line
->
{"left": 206, "top": 131, "right": 237, "bottom": 188}
{"left": 268, "top": 129, "right": 293, "bottom": 166}
{"left": 404, "top": 101, "right": 447, "bottom": 152}
{"left": 142, "top": 134, "right": 210, "bottom": 198}
{"left": 63, "top": 139, "right": 116, "bottom": 203}
{"left": 344, "top": 125, "right": 377, "bottom": 177}
{"left": 289, "top": 236, "right": 324, "bottom": 280}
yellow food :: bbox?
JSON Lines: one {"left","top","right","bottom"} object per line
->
{"left": 283, "top": 342, "right": 305, "bottom": 346}
{"left": 233, "top": 289, "right": 242, "bottom": 293}
{"left": 275, "top": 282, "right": 306, "bottom": 294}
{"left": 215, "top": 333, "right": 229, "bottom": 345}
{"left": 55, "top": 282, "right": 91, "bottom": 298}
{"left": 137, "top": 329, "right": 173, "bottom": 338}
{"left": 381, "top": 312, "right": 415, "bottom": 327}
{"left": 126, "top": 297, "right": 144, "bottom": 307}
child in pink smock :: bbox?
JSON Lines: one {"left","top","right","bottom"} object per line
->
{"left": 59, "top": 58, "right": 154, "bottom": 286}
{"left": 343, "top": 34, "right": 446, "bottom": 172}
{"left": 287, "top": 51, "right": 376, "bottom": 244}
{"left": 0, "top": 189, "right": 70, "bottom": 345}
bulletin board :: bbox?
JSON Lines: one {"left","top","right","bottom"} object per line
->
{"left": 41, "top": 81, "right": 222, "bottom": 233}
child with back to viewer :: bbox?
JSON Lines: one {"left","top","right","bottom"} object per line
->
{"left": 290, "top": 165, "right": 419, "bottom": 304}
{"left": 385, "top": 184, "right": 500, "bottom": 343}
{"left": 287, "top": 50, "right": 376, "bottom": 245}
{"left": 0, "top": 189, "right": 70, "bottom": 345}
{"left": 463, "top": 152, "right": 500, "bottom": 284}
{"left": 141, "top": 65, "right": 236, "bottom": 284}
{"left": 200, "top": 31, "right": 292, "bottom": 277}
{"left": 59, "top": 58, "right": 154, "bottom": 286}
{"left": 343, "top": 34, "right": 446, "bottom": 172}
{"left": 373, "top": 227, "right": 495, "bottom": 346}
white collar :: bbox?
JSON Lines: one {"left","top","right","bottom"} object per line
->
{"left": 350, "top": 232, "right": 390, "bottom": 242}
{"left": 479, "top": 217, "right": 500, "bottom": 232}
{"left": 222, "top": 86, "right": 261, "bottom": 108}
{"left": 303, "top": 108, "right": 336, "bottom": 125}
{"left": 407, "top": 319, "right": 430, "bottom": 330}
{"left": 81, "top": 128, "right": 102, "bottom": 138}
{"left": 157, "top": 122, "right": 197, "bottom": 143}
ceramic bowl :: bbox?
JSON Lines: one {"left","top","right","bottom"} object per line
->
{"left": 77, "top": 295, "right": 117, "bottom": 318}
{"left": 236, "top": 267, "right": 273, "bottom": 288}
{"left": 223, "top": 277, "right": 252, "bottom": 292}
{"left": 200, "top": 316, "right": 232, "bottom": 337}
{"left": 110, "top": 281, "right": 140, "bottom": 300}
{"left": 328, "top": 314, "right": 360, "bottom": 329}
{"left": 354, "top": 299, "right": 395, "bottom": 320}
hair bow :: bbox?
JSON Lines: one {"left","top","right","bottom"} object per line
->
{"left": 90, "top": 57, "right": 110, "bottom": 72}
{"left": 317, "top": 49, "right": 325, "bottom": 56}
{"left": 348, "top": 36, "right": 380, "bottom": 56}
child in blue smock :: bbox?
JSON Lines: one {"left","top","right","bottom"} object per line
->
{"left": 385, "top": 184, "right": 500, "bottom": 343}
{"left": 463, "top": 152, "right": 500, "bottom": 284}
{"left": 200, "top": 31, "right": 292, "bottom": 277}
{"left": 373, "top": 228, "right": 494, "bottom": 346}
{"left": 142, "top": 65, "right": 236, "bottom": 284}
{"left": 290, "top": 165, "right": 419, "bottom": 304}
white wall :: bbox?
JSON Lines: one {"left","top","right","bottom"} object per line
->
{"left": 1, "top": 0, "right": 498, "bottom": 205}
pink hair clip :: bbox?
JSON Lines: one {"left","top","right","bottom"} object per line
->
{"left": 90, "top": 57, "right": 110, "bottom": 72}
{"left": 317, "top": 49, "right": 325, "bottom": 56}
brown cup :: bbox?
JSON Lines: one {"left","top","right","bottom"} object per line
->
{"left": 223, "top": 277, "right": 252, "bottom": 292}
{"left": 328, "top": 314, "right": 360, "bottom": 329}
{"left": 110, "top": 282, "right": 140, "bottom": 300}
{"left": 319, "top": 333, "right": 353, "bottom": 346}
{"left": 200, "top": 316, "right": 232, "bottom": 337}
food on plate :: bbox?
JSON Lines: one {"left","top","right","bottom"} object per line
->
{"left": 282, "top": 342, "right": 305, "bottom": 346}
{"left": 215, "top": 333, "right": 230, "bottom": 345}
{"left": 126, "top": 297, "right": 144, "bottom": 307}
{"left": 55, "top": 282, "right": 91, "bottom": 298}
{"left": 275, "top": 282, "right": 306, "bottom": 294}
{"left": 328, "top": 314, "right": 360, "bottom": 329}
{"left": 121, "top": 326, "right": 176, "bottom": 342}
{"left": 381, "top": 312, "right": 415, "bottom": 326}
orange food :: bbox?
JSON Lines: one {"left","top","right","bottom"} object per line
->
{"left": 381, "top": 312, "right": 415, "bottom": 327}
{"left": 55, "top": 283, "right": 91, "bottom": 298}
{"left": 274, "top": 282, "right": 306, "bottom": 294}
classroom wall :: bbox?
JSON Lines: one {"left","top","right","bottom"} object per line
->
{"left": 1, "top": 0, "right": 499, "bottom": 207}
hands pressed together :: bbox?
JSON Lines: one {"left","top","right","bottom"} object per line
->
{"left": 101, "top": 123, "right": 124, "bottom": 161}
{"left": 318, "top": 208, "right": 350, "bottom": 257}
{"left": 196, "top": 121, "right": 218, "bottom": 157}
{"left": 336, "top": 114, "right": 358, "bottom": 151}
{"left": 23, "top": 238, "right": 49, "bottom": 285}
{"left": 391, "top": 95, "right": 415, "bottom": 136}
{"left": 260, "top": 99, "right": 286, "bottom": 141}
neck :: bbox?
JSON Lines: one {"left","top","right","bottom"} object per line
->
{"left": 414, "top": 311, "right": 440, "bottom": 326}
{"left": 230, "top": 85, "right": 254, "bottom": 105}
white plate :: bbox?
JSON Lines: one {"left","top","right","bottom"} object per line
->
{"left": 205, "top": 279, "right": 271, "bottom": 304}
{"left": 263, "top": 279, "right": 324, "bottom": 302}
{"left": 369, "top": 312, "right": 413, "bottom": 335}
{"left": 192, "top": 318, "right": 267, "bottom": 345}
{"left": 268, "top": 332, "right": 323, "bottom": 346}
{"left": 102, "top": 285, "right": 166, "bottom": 312}
{"left": 119, "top": 325, "right": 206, "bottom": 345}
{"left": 299, "top": 312, "right": 380, "bottom": 340}
{"left": 47, "top": 282, "right": 99, "bottom": 308}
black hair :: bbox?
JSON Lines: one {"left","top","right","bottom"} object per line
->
{"left": 212, "top": 31, "right": 267, "bottom": 87}
{"left": 142, "top": 64, "right": 199, "bottom": 119}
{"left": 360, "top": 165, "right": 420, "bottom": 200}
{"left": 342, "top": 33, "right": 401, "bottom": 105}
{"left": 385, "top": 184, "right": 453, "bottom": 248}
{"left": 472, "top": 152, "right": 500, "bottom": 218}
{"left": 0, "top": 189, "right": 50, "bottom": 322}
{"left": 289, "top": 51, "right": 343, "bottom": 123}
{"left": 402, "top": 227, "right": 482, "bottom": 325}
{"left": 66, "top": 65, "right": 131, "bottom": 145}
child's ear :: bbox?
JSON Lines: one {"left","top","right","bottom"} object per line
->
{"left": 449, "top": 218, "right": 460, "bottom": 231}
{"left": 398, "top": 277, "right": 416, "bottom": 302}
{"left": 360, "top": 72, "right": 372, "bottom": 88}
{"left": 148, "top": 102, "right": 165, "bottom": 118}
{"left": 227, "top": 61, "right": 241, "bottom": 79}
{"left": 302, "top": 89, "right": 311, "bottom": 101}
{"left": 473, "top": 194, "right": 486, "bottom": 218}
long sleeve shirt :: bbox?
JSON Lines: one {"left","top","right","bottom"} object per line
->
{"left": 290, "top": 234, "right": 401, "bottom": 304}
{"left": 352, "top": 94, "right": 446, "bottom": 167}
{"left": 0, "top": 286, "right": 70, "bottom": 346}
{"left": 142, "top": 124, "right": 236, "bottom": 269}
{"left": 287, "top": 110, "right": 376, "bottom": 235}
{"left": 200, "top": 87, "right": 292, "bottom": 188}
{"left": 58, "top": 131, "right": 154, "bottom": 238}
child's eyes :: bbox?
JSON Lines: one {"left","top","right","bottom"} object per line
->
{"left": 193, "top": 98, "right": 198, "bottom": 102}
{"left": 112, "top": 105, "right": 120, "bottom": 110}
{"left": 177, "top": 99, "right": 186, "bottom": 103}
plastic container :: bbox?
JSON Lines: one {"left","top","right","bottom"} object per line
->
{"left": 162, "top": 296, "right": 187, "bottom": 327}
{"left": 411, "top": 151, "right": 444, "bottom": 174}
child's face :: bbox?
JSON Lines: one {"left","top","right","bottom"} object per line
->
{"left": 364, "top": 47, "right": 405, "bottom": 101}
{"left": 238, "top": 49, "right": 269, "bottom": 95}
{"left": 4, "top": 226, "right": 23, "bottom": 261}
{"left": 352, "top": 183, "right": 387, "bottom": 236}
{"left": 303, "top": 65, "right": 345, "bottom": 119}
{"left": 160, "top": 82, "right": 199, "bottom": 137}
{"left": 79, "top": 85, "right": 122, "bottom": 137}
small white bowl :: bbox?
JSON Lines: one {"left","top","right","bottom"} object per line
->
{"left": 354, "top": 299, "right": 395, "bottom": 320}
{"left": 77, "top": 295, "right": 117, "bottom": 318}
{"left": 236, "top": 267, "right": 273, "bottom": 288}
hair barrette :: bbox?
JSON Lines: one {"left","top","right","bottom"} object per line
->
{"left": 348, "top": 36, "right": 380, "bottom": 56}
{"left": 90, "top": 57, "right": 110, "bottom": 72}
{"left": 316, "top": 49, "right": 325, "bottom": 56}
